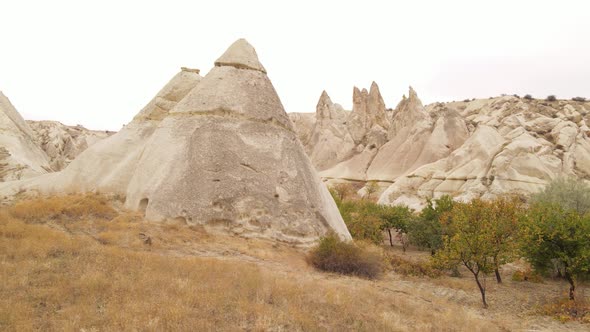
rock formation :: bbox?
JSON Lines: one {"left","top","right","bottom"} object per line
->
{"left": 0, "top": 92, "right": 52, "bottom": 181}
{"left": 27, "top": 121, "right": 114, "bottom": 171}
{"left": 290, "top": 90, "right": 590, "bottom": 210}
{"left": 1, "top": 39, "right": 351, "bottom": 245}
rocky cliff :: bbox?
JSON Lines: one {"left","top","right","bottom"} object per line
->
{"left": 290, "top": 90, "right": 590, "bottom": 210}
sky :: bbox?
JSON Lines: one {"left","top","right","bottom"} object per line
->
{"left": 1, "top": 0, "right": 589, "bottom": 131}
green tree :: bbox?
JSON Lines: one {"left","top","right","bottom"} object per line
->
{"left": 379, "top": 205, "right": 414, "bottom": 251}
{"left": 532, "top": 177, "right": 590, "bottom": 215}
{"left": 487, "top": 196, "right": 525, "bottom": 283}
{"left": 337, "top": 200, "right": 384, "bottom": 245}
{"left": 433, "top": 199, "right": 496, "bottom": 308}
{"left": 408, "top": 195, "right": 454, "bottom": 255}
{"left": 520, "top": 202, "right": 590, "bottom": 300}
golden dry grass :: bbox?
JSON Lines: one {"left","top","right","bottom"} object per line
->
{"left": 0, "top": 194, "right": 587, "bottom": 331}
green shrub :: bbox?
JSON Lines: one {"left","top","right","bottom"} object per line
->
{"left": 308, "top": 235, "right": 383, "bottom": 279}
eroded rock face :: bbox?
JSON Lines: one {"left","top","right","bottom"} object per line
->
{"left": 27, "top": 121, "right": 114, "bottom": 171}
{"left": 292, "top": 90, "right": 590, "bottom": 210}
{"left": 1, "top": 40, "right": 350, "bottom": 245}
{"left": 0, "top": 92, "right": 52, "bottom": 181}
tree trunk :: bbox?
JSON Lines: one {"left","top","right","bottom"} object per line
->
{"left": 474, "top": 273, "right": 488, "bottom": 308}
{"left": 493, "top": 256, "right": 502, "bottom": 283}
{"left": 387, "top": 229, "right": 393, "bottom": 247}
{"left": 494, "top": 268, "right": 502, "bottom": 284}
{"left": 565, "top": 271, "right": 576, "bottom": 301}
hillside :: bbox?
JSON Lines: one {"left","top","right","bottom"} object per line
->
{"left": 0, "top": 194, "right": 587, "bottom": 331}
{"left": 290, "top": 89, "right": 590, "bottom": 209}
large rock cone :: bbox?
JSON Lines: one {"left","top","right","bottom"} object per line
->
{"left": 1, "top": 39, "right": 350, "bottom": 245}
{"left": 124, "top": 39, "right": 350, "bottom": 244}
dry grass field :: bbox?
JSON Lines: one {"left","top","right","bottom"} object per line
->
{"left": 0, "top": 194, "right": 587, "bottom": 331}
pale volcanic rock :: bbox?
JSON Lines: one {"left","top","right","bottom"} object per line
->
{"left": 347, "top": 82, "right": 390, "bottom": 145}
{"left": 123, "top": 40, "right": 350, "bottom": 244}
{"left": 304, "top": 91, "right": 355, "bottom": 171}
{"left": 0, "top": 67, "right": 202, "bottom": 195}
{"left": 0, "top": 92, "right": 52, "bottom": 181}
{"left": 1, "top": 40, "right": 350, "bottom": 245}
{"left": 27, "top": 121, "right": 114, "bottom": 171}
{"left": 377, "top": 97, "right": 590, "bottom": 207}
{"left": 291, "top": 89, "right": 590, "bottom": 208}
{"left": 289, "top": 112, "right": 315, "bottom": 144}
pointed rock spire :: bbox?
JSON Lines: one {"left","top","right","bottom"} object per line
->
{"left": 214, "top": 38, "right": 267, "bottom": 73}
{"left": 316, "top": 90, "right": 335, "bottom": 121}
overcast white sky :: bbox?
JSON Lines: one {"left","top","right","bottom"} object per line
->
{"left": 1, "top": 0, "right": 589, "bottom": 131}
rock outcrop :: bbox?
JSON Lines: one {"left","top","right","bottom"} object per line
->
{"left": 291, "top": 90, "right": 590, "bottom": 210}
{"left": 1, "top": 39, "right": 351, "bottom": 245}
{"left": 0, "top": 92, "right": 52, "bottom": 181}
{"left": 27, "top": 121, "right": 114, "bottom": 171}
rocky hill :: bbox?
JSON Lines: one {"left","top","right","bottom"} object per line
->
{"left": 0, "top": 91, "right": 113, "bottom": 182}
{"left": 0, "top": 92, "right": 53, "bottom": 181}
{"left": 290, "top": 88, "right": 590, "bottom": 209}
{"left": 27, "top": 120, "right": 114, "bottom": 171}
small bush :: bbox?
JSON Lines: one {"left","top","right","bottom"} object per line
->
{"left": 463, "top": 99, "right": 470, "bottom": 102}
{"left": 511, "top": 268, "right": 543, "bottom": 283}
{"left": 524, "top": 94, "right": 533, "bottom": 100}
{"left": 388, "top": 254, "right": 442, "bottom": 278}
{"left": 308, "top": 235, "right": 383, "bottom": 279}
{"left": 573, "top": 97, "right": 587, "bottom": 102}
{"left": 540, "top": 297, "right": 590, "bottom": 323}
{"left": 513, "top": 94, "right": 520, "bottom": 98}
{"left": 546, "top": 95, "right": 557, "bottom": 102}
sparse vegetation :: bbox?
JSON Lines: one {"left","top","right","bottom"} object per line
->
{"left": 388, "top": 252, "right": 442, "bottom": 278}
{"left": 573, "top": 97, "right": 587, "bottom": 102}
{"left": 524, "top": 94, "right": 533, "bottom": 100}
{"left": 3, "top": 191, "right": 589, "bottom": 329}
{"left": 307, "top": 234, "right": 383, "bottom": 279}
{"left": 9, "top": 193, "right": 117, "bottom": 222}
{"left": 540, "top": 297, "right": 590, "bottom": 323}
{"left": 364, "top": 180, "right": 379, "bottom": 200}
{"left": 546, "top": 95, "right": 557, "bottom": 102}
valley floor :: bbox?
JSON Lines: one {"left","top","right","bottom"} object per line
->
{"left": 0, "top": 195, "right": 587, "bottom": 331}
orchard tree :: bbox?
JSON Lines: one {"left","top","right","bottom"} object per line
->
{"left": 434, "top": 199, "right": 497, "bottom": 308}
{"left": 379, "top": 205, "right": 414, "bottom": 251}
{"left": 408, "top": 195, "right": 454, "bottom": 255}
{"left": 520, "top": 202, "right": 590, "bottom": 300}
{"left": 487, "top": 196, "right": 525, "bottom": 283}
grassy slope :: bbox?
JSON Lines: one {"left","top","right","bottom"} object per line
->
{"left": 0, "top": 194, "right": 586, "bottom": 331}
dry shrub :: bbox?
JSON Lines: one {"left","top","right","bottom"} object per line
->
{"left": 388, "top": 253, "right": 442, "bottom": 278}
{"left": 512, "top": 268, "right": 543, "bottom": 283}
{"left": 9, "top": 193, "right": 117, "bottom": 222}
{"left": 307, "top": 235, "right": 383, "bottom": 279}
{"left": 540, "top": 297, "right": 590, "bottom": 323}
